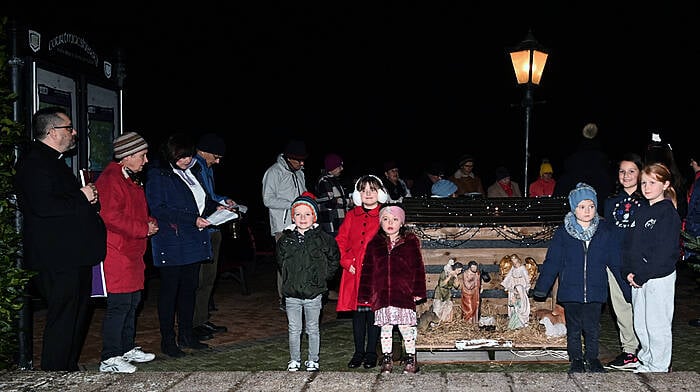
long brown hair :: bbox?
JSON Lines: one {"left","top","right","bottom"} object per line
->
{"left": 642, "top": 162, "right": 677, "bottom": 208}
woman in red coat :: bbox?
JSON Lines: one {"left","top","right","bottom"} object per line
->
{"left": 335, "top": 175, "right": 387, "bottom": 369}
{"left": 95, "top": 132, "right": 159, "bottom": 373}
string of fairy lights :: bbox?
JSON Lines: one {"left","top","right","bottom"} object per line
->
{"left": 409, "top": 224, "right": 558, "bottom": 247}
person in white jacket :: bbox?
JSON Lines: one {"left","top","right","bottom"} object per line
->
{"left": 262, "top": 139, "right": 308, "bottom": 311}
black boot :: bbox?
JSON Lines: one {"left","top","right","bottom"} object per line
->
{"left": 568, "top": 359, "right": 585, "bottom": 373}
{"left": 363, "top": 352, "right": 377, "bottom": 369}
{"left": 178, "top": 334, "right": 209, "bottom": 350}
{"left": 161, "top": 340, "right": 186, "bottom": 358}
{"left": 347, "top": 353, "right": 363, "bottom": 368}
{"left": 587, "top": 358, "right": 606, "bottom": 373}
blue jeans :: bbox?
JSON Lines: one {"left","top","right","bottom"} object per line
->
{"left": 285, "top": 295, "right": 322, "bottom": 362}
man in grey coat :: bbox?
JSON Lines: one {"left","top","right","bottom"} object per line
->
{"left": 262, "top": 139, "right": 308, "bottom": 311}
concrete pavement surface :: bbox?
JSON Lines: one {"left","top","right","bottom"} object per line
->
{"left": 1, "top": 369, "right": 700, "bottom": 391}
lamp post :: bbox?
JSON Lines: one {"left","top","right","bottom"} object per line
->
{"left": 509, "top": 30, "right": 548, "bottom": 198}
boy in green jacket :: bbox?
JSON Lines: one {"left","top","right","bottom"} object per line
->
{"left": 277, "top": 192, "right": 340, "bottom": 372}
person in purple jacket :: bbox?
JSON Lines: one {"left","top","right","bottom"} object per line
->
{"left": 622, "top": 163, "right": 681, "bottom": 373}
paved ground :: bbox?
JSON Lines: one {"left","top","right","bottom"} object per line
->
{"left": 3, "top": 244, "right": 700, "bottom": 390}
{"left": 1, "top": 369, "right": 699, "bottom": 391}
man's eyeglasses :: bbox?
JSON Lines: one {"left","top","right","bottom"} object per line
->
{"left": 52, "top": 124, "right": 75, "bottom": 131}
{"left": 212, "top": 154, "right": 223, "bottom": 160}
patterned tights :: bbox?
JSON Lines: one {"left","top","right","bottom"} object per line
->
{"left": 380, "top": 324, "right": 416, "bottom": 354}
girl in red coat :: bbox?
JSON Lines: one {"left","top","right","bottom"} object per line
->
{"left": 336, "top": 175, "right": 387, "bottom": 369}
{"left": 358, "top": 205, "right": 427, "bottom": 374}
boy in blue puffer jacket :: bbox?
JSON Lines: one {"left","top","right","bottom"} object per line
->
{"left": 534, "top": 182, "right": 622, "bottom": 374}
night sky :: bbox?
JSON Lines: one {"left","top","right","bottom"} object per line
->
{"left": 7, "top": 3, "right": 700, "bottom": 220}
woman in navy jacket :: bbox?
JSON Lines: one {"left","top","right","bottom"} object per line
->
{"left": 145, "top": 132, "right": 221, "bottom": 358}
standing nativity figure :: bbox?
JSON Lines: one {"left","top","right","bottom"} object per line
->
{"left": 501, "top": 254, "right": 531, "bottom": 329}
{"left": 432, "top": 259, "right": 463, "bottom": 322}
{"left": 460, "top": 261, "right": 483, "bottom": 324}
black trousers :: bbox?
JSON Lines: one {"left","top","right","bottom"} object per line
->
{"left": 562, "top": 301, "right": 603, "bottom": 361}
{"left": 101, "top": 291, "right": 141, "bottom": 361}
{"left": 157, "top": 263, "right": 200, "bottom": 345}
{"left": 35, "top": 265, "right": 93, "bottom": 371}
{"left": 352, "top": 309, "right": 380, "bottom": 360}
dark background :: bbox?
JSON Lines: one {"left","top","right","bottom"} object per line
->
{"left": 7, "top": 3, "right": 700, "bottom": 225}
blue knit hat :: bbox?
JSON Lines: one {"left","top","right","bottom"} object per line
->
{"left": 431, "top": 179, "right": 458, "bottom": 198}
{"left": 568, "top": 182, "right": 597, "bottom": 212}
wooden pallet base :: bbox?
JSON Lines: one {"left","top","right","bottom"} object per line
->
{"left": 417, "top": 347, "right": 569, "bottom": 363}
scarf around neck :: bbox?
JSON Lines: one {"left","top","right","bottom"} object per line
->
{"left": 564, "top": 212, "right": 599, "bottom": 241}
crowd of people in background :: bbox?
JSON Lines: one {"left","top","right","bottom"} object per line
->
{"left": 14, "top": 107, "right": 700, "bottom": 375}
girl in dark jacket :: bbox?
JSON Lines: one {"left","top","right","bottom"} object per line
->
{"left": 534, "top": 182, "right": 620, "bottom": 374}
{"left": 622, "top": 163, "right": 680, "bottom": 373}
{"left": 357, "top": 205, "right": 426, "bottom": 374}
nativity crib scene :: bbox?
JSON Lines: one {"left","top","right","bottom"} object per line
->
{"left": 402, "top": 196, "right": 571, "bottom": 351}
{"left": 415, "top": 254, "right": 567, "bottom": 350}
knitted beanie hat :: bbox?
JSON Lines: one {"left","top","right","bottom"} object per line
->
{"left": 495, "top": 166, "right": 510, "bottom": 181}
{"left": 197, "top": 133, "right": 226, "bottom": 156}
{"left": 284, "top": 139, "right": 308, "bottom": 160}
{"left": 379, "top": 205, "right": 405, "bottom": 225}
{"left": 291, "top": 191, "right": 319, "bottom": 222}
{"left": 568, "top": 182, "right": 597, "bottom": 212}
{"left": 114, "top": 132, "right": 148, "bottom": 159}
{"left": 540, "top": 162, "right": 553, "bottom": 176}
{"left": 324, "top": 153, "right": 343, "bottom": 171}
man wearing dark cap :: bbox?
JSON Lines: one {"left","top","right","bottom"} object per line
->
{"left": 486, "top": 166, "right": 522, "bottom": 198}
{"left": 315, "top": 153, "right": 349, "bottom": 301}
{"left": 382, "top": 160, "right": 411, "bottom": 203}
{"left": 193, "top": 133, "right": 236, "bottom": 339}
{"left": 411, "top": 161, "right": 445, "bottom": 198}
{"left": 262, "top": 139, "right": 309, "bottom": 311}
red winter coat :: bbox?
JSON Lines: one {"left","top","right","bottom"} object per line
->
{"left": 95, "top": 162, "right": 152, "bottom": 293}
{"left": 357, "top": 231, "right": 427, "bottom": 311}
{"left": 335, "top": 205, "right": 381, "bottom": 311}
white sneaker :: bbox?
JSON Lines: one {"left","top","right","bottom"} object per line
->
{"left": 122, "top": 347, "right": 155, "bottom": 363}
{"left": 287, "top": 360, "right": 301, "bottom": 371}
{"left": 100, "top": 356, "right": 137, "bottom": 373}
{"left": 305, "top": 360, "right": 319, "bottom": 372}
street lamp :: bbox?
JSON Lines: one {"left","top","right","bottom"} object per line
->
{"left": 509, "top": 29, "right": 548, "bottom": 197}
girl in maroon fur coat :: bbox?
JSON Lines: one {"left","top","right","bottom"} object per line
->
{"left": 357, "top": 205, "right": 426, "bottom": 374}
